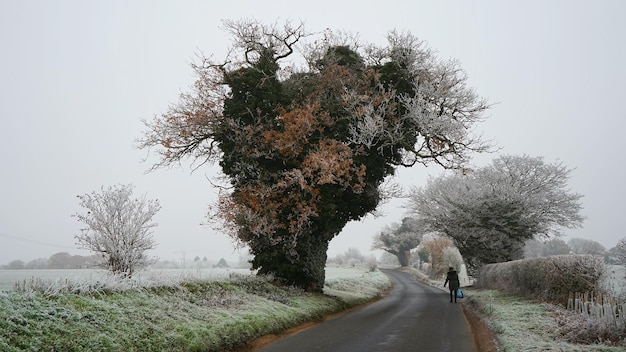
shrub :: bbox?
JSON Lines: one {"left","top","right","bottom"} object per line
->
{"left": 365, "top": 255, "right": 378, "bottom": 272}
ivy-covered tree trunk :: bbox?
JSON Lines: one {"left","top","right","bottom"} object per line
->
{"left": 251, "top": 231, "right": 331, "bottom": 292}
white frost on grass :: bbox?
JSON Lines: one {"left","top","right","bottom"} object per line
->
{"left": 0, "top": 265, "right": 392, "bottom": 352}
{"left": 324, "top": 266, "right": 391, "bottom": 302}
{"left": 3, "top": 268, "right": 255, "bottom": 294}
{"left": 466, "top": 289, "right": 625, "bottom": 351}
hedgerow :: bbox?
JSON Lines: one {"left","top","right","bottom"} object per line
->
{"left": 475, "top": 254, "right": 606, "bottom": 304}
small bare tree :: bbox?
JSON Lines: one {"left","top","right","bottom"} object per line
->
{"left": 73, "top": 184, "right": 160, "bottom": 278}
{"left": 421, "top": 236, "right": 456, "bottom": 279}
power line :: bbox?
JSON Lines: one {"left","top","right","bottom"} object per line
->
{"left": 0, "top": 232, "right": 75, "bottom": 250}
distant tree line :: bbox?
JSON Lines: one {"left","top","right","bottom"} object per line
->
{"left": 525, "top": 237, "right": 626, "bottom": 265}
{"left": 326, "top": 247, "right": 377, "bottom": 271}
{"left": 1, "top": 252, "right": 249, "bottom": 270}
{"left": 1, "top": 252, "right": 100, "bottom": 270}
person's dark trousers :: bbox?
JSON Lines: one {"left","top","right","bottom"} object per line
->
{"left": 449, "top": 289, "right": 457, "bottom": 303}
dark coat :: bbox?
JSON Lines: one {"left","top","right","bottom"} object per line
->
{"left": 444, "top": 270, "right": 460, "bottom": 290}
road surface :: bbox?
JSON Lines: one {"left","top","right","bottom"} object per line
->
{"left": 259, "top": 269, "right": 475, "bottom": 352}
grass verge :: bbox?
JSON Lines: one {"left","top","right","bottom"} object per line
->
{"left": 464, "top": 288, "right": 625, "bottom": 351}
{"left": 0, "top": 268, "right": 390, "bottom": 352}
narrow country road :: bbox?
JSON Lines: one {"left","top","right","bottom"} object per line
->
{"left": 259, "top": 269, "right": 475, "bottom": 352}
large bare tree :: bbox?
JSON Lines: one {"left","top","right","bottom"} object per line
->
{"left": 73, "top": 184, "right": 160, "bottom": 278}
{"left": 138, "top": 20, "right": 490, "bottom": 291}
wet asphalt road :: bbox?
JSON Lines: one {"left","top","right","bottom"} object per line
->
{"left": 259, "top": 269, "right": 474, "bottom": 352}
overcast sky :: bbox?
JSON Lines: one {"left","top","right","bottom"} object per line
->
{"left": 1, "top": 0, "right": 625, "bottom": 266}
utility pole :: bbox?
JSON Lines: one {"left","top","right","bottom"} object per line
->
{"left": 173, "top": 251, "right": 186, "bottom": 269}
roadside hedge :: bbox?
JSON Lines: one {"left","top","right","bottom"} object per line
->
{"left": 475, "top": 255, "right": 606, "bottom": 304}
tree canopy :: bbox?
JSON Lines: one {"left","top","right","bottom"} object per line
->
{"left": 407, "top": 155, "right": 584, "bottom": 273}
{"left": 138, "top": 20, "right": 490, "bottom": 291}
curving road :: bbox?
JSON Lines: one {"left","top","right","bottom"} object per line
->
{"left": 259, "top": 269, "right": 475, "bottom": 352}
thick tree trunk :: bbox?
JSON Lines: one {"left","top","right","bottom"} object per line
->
{"left": 397, "top": 250, "right": 411, "bottom": 267}
{"left": 251, "top": 232, "right": 330, "bottom": 292}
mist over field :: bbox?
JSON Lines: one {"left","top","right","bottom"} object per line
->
{"left": 2, "top": 0, "right": 626, "bottom": 268}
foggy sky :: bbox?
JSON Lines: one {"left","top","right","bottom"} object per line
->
{"left": 1, "top": 0, "right": 625, "bottom": 265}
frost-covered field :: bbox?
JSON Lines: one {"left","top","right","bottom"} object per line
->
{"left": 0, "top": 265, "right": 389, "bottom": 351}
{"left": 0, "top": 268, "right": 254, "bottom": 292}
{"left": 0, "top": 266, "right": 378, "bottom": 292}
{"left": 324, "top": 265, "right": 377, "bottom": 280}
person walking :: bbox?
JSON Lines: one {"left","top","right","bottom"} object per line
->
{"left": 443, "top": 267, "right": 460, "bottom": 303}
